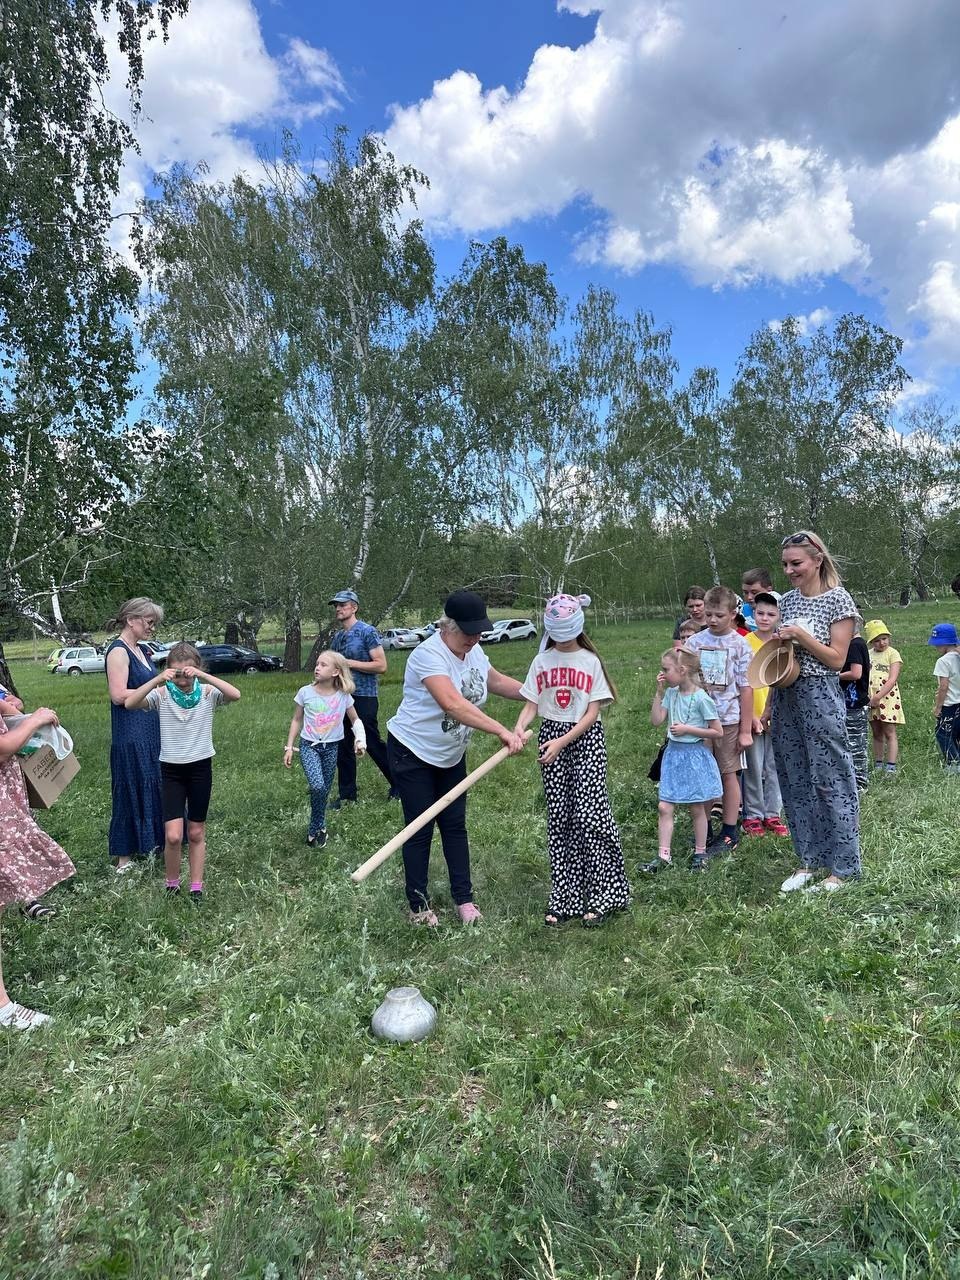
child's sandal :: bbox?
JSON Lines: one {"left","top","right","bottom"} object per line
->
{"left": 543, "top": 911, "right": 574, "bottom": 927}
{"left": 581, "top": 909, "right": 606, "bottom": 929}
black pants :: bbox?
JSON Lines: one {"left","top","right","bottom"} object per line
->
{"left": 160, "top": 758, "right": 213, "bottom": 823}
{"left": 387, "top": 734, "right": 471, "bottom": 911}
{"left": 337, "top": 695, "right": 392, "bottom": 800}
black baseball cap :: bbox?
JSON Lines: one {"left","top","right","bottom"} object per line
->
{"left": 753, "top": 591, "right": 782, "bottom": 608}
{"left": 444, "top": 590, "right": 492, "bottom": 635}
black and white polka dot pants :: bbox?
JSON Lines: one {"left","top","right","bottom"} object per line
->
{"left": 539, "top": 719, "right": 631, "bottom": 917}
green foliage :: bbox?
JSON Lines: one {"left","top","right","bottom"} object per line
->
{"left": 0, "top": 0, "right": 189, "bottom": 635}
{"left": 1, "top": 607, "right": 958, "bottom": 1276}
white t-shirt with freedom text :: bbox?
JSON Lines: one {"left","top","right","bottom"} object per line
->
{"left": 387, "top": 632, "right": 491, "bottom": 768}
{"left": 519, "top": 648, "right": 613, "bottom": 724}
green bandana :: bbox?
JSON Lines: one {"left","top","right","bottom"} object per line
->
{"left": 166, "top": 677, "right": 202, "bottom": 709}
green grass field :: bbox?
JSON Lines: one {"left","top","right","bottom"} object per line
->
{"left": 2, "top": 606, "right": 959, "bottom": 1279}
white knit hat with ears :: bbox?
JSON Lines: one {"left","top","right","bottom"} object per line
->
{"left": 541, "top": 593, "right": 592, "bottom": 649}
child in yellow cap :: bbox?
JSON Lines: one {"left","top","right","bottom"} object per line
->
{"left": 865, "top": 620, "right": 904, "bottom": 773}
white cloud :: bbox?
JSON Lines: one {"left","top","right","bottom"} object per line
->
{"left": 105, "top": 0, "right": 344, "bottom": 238}
{"left": 768, "top": 307, "right": 835, "bottom": 338}
{"left": 382, "top": 0, "right": 960, "bottom": 367}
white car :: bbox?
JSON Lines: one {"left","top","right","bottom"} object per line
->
{"left": 381, "top": 628, "right": 422, "bottom": 650}
{"left": 55, "top": 645, "right": 105, "bottom": 676}
{"left": 480, "top": 618, "right": 538, "bottom": 644}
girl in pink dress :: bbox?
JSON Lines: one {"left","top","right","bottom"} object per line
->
{"left": 0, "top": 706, "right": 76, "bottom": 1030}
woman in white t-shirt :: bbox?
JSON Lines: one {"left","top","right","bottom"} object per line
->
{"left": 386, "top": 591, "right": 526, "bottom": 927}
{"left": 514, "top": 594, "right": 630, "bottom": 928}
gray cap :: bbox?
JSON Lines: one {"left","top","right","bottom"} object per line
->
{"left": 329, "top": 590, "right": 360, "bottom": 605}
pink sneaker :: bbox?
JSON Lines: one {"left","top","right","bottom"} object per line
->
{"left": 456, "top": 902, "right": 483, "bottom": 925}
{"left": 741, "top": 817, "right": 765, "bottom": 837}
{"left": 764, "top": 816, "right": 790, "bottom": 837}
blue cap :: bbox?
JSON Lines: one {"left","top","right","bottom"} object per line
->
{"left": 329, "top": 590, "right": 360, "bottom": 605}
{"left": 928, "top": 622, "right": 959, "bottom": 646}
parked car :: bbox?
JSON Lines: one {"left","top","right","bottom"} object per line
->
{"left": 409, "top": 622, "right": 438, "bottom": 642}
{"left": 46, "top": 648, "right": 66, "bottom": 673}
{"left": 141, "top": 640, "right": 172, "bottom": 663}
{"left": 196, "top": 644, "right": 282, "bottom": 675}
{"left": 54, "top": 645, "right": 106, "bottom": 676}
{"left": 380, "top": 628, "right": 422, "bottom": 651}
{"left": 480, "top": 618, "right": 538, "bottom": 644}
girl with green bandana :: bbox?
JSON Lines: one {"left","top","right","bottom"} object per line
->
{"left": 125, "top": 643, "right": 240, "bottom": 902}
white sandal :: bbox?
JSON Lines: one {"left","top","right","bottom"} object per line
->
{"left": 0, "top": 1001, "right": 52, "bottom": 1031}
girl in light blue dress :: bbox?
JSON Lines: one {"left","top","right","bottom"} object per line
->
{"left": 644, "top": 648, "right": 723, "bottom": 874}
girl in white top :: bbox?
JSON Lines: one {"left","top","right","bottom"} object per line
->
{"left": 126, "top": 642, "right": 240, "bottom": 902}
{"left": 284, "top": 651, "right": 366, "bottom": 848}
{"left": 514, "top": 593, "right": 630, "bottom": 928}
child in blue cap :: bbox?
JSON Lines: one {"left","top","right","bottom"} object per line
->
{"left": 929, "top": 622, "right": 960, "bottom": 771}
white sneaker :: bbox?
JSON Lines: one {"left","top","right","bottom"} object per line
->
{"left": 805, "top": 879, "right": 843, "bottom": 894}
{"left": 780, "top": 869, "right": 816, "bottom": 893}
{"left": 0, "top": 1001, "right": 52, "bottom": 1031}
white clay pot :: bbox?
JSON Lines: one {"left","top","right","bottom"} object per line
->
{"left": 370, "top": 986, "right": 437, "bottom": 1044}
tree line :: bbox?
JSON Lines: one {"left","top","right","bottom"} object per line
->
{"left": 2, "top": 6, "right": 959, "bottom": 675}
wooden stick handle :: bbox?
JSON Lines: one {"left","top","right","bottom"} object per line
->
{"left": 350, "top": 745, "right": 512, "bottom": 883}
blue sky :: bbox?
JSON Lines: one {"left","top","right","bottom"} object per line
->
{"left": 115, "top": 0, "right": 960, "bottom": 408}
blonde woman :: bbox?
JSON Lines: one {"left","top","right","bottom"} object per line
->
{"left": 284, "top": 650, "right": 367, "bottom": 849}
{"left": 105, "top": 597, "right": 165, "bottom": 873}
{"left": 772, "top": 532, "right": 860, "bottom": 893}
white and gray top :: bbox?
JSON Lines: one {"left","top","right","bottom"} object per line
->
{"left": 145, "top": 685, "right": 225, "bottom": 763}
{"left": 779, "top": 586, "right": 857, "bottom": 678}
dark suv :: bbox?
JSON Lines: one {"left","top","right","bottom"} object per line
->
{"left": 196, "top": 645, "right": 283, "bottom": 675}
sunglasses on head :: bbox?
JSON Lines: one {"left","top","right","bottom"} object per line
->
{"left": 781, "top": 533, "right": 822, "bottom": 552}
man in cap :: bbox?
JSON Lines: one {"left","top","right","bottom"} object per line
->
{"left": 328, "top": 590, "right": 395, "bottom": 805}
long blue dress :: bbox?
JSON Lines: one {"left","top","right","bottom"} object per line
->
{"left": 107, "top": 639, "right": 164, "bottom": 859}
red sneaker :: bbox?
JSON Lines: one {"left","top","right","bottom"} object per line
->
{"left": 764, "top": 816, "right": 789, "bottom": 837}
{"left": 741, "top": 817, "right": 765, "bottom": 837}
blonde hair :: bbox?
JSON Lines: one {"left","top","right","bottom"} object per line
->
{"left": 111, "top": 597, "right": 164, "bottom": 628}
{"left": 703, "top": 585, "right": 738, "bottom": 612}
{"left": 317, "top": 649, "right": 355, "bottom": 695}
{"left": 781, "top": 530, "right": 841, "bottom": 591}
{"left": 662, "top": 646, "right": 701, "bottom": 684}
{"left": 437, "top": 614, "right": 464, "bottom": 638}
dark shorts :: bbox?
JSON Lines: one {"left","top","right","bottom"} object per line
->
{"left": 160, "top": 758, "right": 213, "bottom": 824}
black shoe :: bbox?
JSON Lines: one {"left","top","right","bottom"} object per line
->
{"left": 388, "top": 787, "right": 401, "bottom": 800}
{"left": 328, "top": 798, "right": 356, "bottom": 812}
{"left": 315, "top": 828, "right": 328, "bottom": 848}
{"left": 190, "top": 889, "right": 202, "bottom": 905}
{"left": 165, "top": 885, "right": 181, "bottom": 898}
{"left": 641, "top": 856, "right": 673, "bottom": 874}
{"left": 706, "top": 833, "right": 739, "bottom": 856}
{"left": 690, "top": 851, "right": 717, "bottom": 873}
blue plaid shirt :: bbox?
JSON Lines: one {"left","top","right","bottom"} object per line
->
{"left": 331, "top": 620, "right": 384, "bottom": 698}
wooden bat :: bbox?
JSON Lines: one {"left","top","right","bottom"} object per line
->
{"left": 350, "top": 742, "right": 519, "bottom": 883}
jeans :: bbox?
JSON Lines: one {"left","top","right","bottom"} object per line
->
{"left": 387, "top": 734, "right": 471, "bottom": 911}
{"left": 336, "top": 695, "right": 392, "bottom": 800}
{"left": 935, "top": 703, "right": 960, "bottom": 766}
{"left": 845, "top": 705, "right": 870, "bottom": 789}
{"left": 300, "top": 740, "right": 338, "bottom": 836}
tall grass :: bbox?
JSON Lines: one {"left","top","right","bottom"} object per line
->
{"left": 1, "top": 606, "right": 958, "bottom": 1278}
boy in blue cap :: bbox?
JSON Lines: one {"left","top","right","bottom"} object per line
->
{"left": 929, "top": 622, "right": 960, "bottom": 771}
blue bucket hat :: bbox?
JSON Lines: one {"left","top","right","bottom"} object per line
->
{"left": 928, "top": 622, "right": 959, "bottom": 646}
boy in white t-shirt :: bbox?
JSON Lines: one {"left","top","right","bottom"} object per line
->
{"left": 929, "top": 622, "right": 960, "bottom": 771}
{"left": 684, "top": 584, "right": 754, "bottom": 858}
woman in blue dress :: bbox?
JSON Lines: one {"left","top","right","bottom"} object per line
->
{"left": 105, "top": 597, "right": 165, "bottom": 873}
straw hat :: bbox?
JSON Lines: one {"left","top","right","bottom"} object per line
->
{"left": 863, "top": 619, "right": 891, "bottom": 645}
{"left": 747, "top": 637, "right": 800, "bottom": 689}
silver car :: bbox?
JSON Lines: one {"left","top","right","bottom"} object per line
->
{"left": 381, "top": 628, "right": 422, "bottom": 650}
{"left": 55, "top": 645, "right": 105, "bottom": 676}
